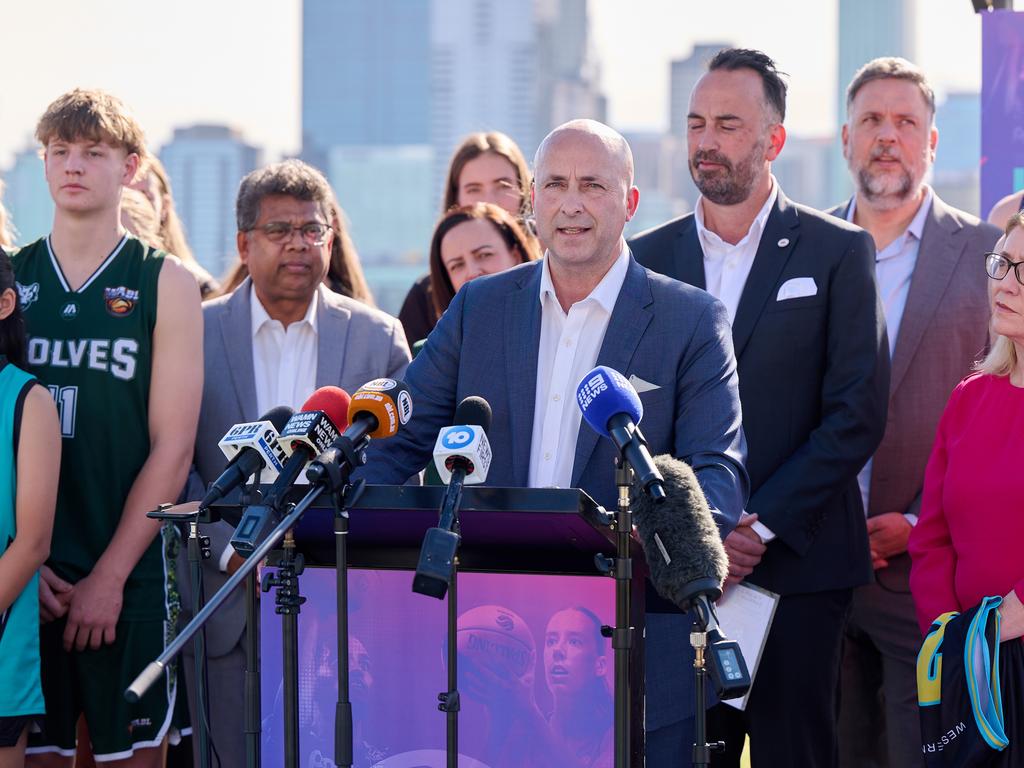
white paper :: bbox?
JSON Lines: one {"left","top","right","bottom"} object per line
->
{"left": 716, "top": 581, "right": 780, "bottom": 711}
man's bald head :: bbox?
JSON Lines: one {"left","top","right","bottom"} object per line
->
{"left": 534, "top": 119, "right": 635, "bottom": 188}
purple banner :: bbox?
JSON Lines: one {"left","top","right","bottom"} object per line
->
{"left": 260, "top": 568, "right": 615, "bottom": 768}
{"left": 981, "top": 11, "right": 1024, "bottom": 216}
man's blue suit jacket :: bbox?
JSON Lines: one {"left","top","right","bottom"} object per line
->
{"left": 361, "top": 252, "right": 749, "bottom": 730}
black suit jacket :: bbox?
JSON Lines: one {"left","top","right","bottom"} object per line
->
{"left": 630, "top": 189, "right": 890, "bottom": 595}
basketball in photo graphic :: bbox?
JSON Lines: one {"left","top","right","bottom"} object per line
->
{"left": 456, "top": 604, "right": 535, "bottom": 679}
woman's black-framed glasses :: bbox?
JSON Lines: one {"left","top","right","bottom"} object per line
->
{"left": 984, "top": 252, "right": 1024, "bottom": 286}
{"left": 249, "top": 221, "right": 332, "bottom": 245}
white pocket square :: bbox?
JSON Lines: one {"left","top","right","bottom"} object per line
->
{"left": 628, "top": 374, "right": 660, "bottom": 394}
{"left": 776, "top": 277, "right": 817, "bottom": 301}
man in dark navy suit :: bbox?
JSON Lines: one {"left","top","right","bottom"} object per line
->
{"left": 630, "top": 48, "right": 890, "bottom": 767}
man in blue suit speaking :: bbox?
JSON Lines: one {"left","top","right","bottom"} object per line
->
{"left": 360, "top": 119, "right": 749, "bottom": 763}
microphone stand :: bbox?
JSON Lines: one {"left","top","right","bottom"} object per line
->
{"left": 684, "top": 584, "right": 727, "bottom": 768}
{"left": 595, "top": 459, "right": 634, "bottom": 768}
{"left": 305, "top": 435, "right": 370, "bottom": 768}
{"left": 239, "top": 479, "right": 263, "bottom": 768}
{"left": 127, "top": 484, "right": 328, "bottom": 768}
{"left": 187, "top": 520, "right": 213, "bottom": 768}
{"left": 438, "top": 473, "right": 465, "bottom": 768}
{"left": 261, "top": 528, "right": 305, "bottom": 768}
{"left": 148, "top": 503, "right": 213, "bottom": 768}
{"left": 410, "top": 468, "right": 467, "bottom": 768}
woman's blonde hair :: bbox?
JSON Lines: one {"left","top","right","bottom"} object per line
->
{"left": 977, "top": 211, "right": 1024, "bottom": 376}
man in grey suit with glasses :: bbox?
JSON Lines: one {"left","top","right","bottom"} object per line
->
{"left": 179, "top": 159, "right": 409, "bottom": 764}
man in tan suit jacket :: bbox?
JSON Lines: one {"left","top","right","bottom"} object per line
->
{"left": 830, "top": 58, "right": 1000, "bottom": 768}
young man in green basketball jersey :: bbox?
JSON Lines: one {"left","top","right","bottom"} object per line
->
{"left": 13, "top": 89, "right": 202, "bottom": 767}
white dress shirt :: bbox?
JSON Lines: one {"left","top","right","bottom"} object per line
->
{"left": 849, "top": 186, "right": 933, "bottom": 522}
{"left": 695, "top": 180, "right": 779, "bottom": 542}
{"left": 218, "top": 286, "right": 320, "bottom": 572}
{"left": 695, "top": 178, "right": 779, "bottom": 324}
{"left": 250, "top": 283, "right": 319, "bottom": 416}
{"left": 528, "top": 244, "right": 630, "bottom": 490}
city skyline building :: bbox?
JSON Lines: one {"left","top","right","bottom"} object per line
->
{"left": 429, "top": 0, "right": 541, "bottom": 201}
{"left": 326, "top": 143, "right": 434, "bottom": 313}
{"left": 537, "top": 0, "right": 607, "bottom": 129}
{"left": 301, "top": 0, "right": 431, "bottom": 166}
{"left": 1, "top": 147, "right": 53, "bottom": 246}
{"left": 159, "top": 124, "right": 260, "bottom": 278}
{"left": 933, "top": 90, "right": 981, "bottom": 214}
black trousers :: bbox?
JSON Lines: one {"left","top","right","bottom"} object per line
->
{"left": 706, "top": 588, "right": 852, "bottom": 768}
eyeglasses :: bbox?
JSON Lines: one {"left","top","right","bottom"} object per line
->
{"left": 248, "top": 221, "right": 332, "bottom": 245}
{"left": 984, "top": 252, "right": 1024, "bottom": 286}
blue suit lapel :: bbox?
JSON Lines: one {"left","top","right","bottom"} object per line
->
{"left": 220, "top": 280, "right": 259, "bottom": 419}
{"left": 504, "top": 264, "right": 543, "bottom": 487}
{"left": 731, "top": 191, "right": 800, "bottom": 359}
{"left": 570, "top": 255, "right": 653, "bottom": 488}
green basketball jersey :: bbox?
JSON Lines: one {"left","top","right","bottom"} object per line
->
{"left": 12, "top": 234, "right": 165, "bottom": 620}
{"left": 0, "top": 359, "right": 45, "bottom": 717}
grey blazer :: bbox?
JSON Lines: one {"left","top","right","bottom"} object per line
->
{"left": 180, "top": 279, "right": 410, "bottom": 655}
{"left": 829, "top": 194, "right": 1000, "bottom": 591}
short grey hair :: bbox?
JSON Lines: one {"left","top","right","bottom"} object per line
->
{"left": 846, "top": 57, "right": 936, "bottom": 119}
{"left": 236, "top": 159, "right": 333, "bottom": 231}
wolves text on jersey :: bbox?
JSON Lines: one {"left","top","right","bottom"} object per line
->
{"left": 26, "top": 337, "right": 139, "bottom": 381}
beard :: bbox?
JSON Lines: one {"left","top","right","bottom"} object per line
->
{"left": 690, "top": 139, "right": 765, "bottom": 206}
{"left": 853, "top": 147, "right": 925, "bottom": 209}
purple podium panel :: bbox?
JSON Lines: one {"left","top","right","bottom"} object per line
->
{"left": 982, "top": 11, "right": 1024, "bottom": 215}
{"left": 260, "top": 567, "right": 615, "bottom": 768}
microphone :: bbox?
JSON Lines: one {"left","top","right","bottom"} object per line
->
{"left": 412, "top": 397, "right": 493, "bottom": 599}
{"left": 576, "top": 366, "right": 666, "bottom": 501}
{"left": 431, "top": 399, "right": 493, "bottom": 485}
{"left": 230, "top": 387, "right": 350, "bottom": 554}
{"left": 630, "top": 454, "right": 727, "bottom": 610}
{"left": 199, "top": 405, "right": 294, "bottom": 510}
{"left": 305, "top": 378, "right": 413, "bottom": 489}
{"left": 631, "top": 454, "right": 749, "bottom": 699}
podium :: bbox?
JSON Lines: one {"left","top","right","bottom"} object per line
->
{"left": 212, "top": 485, "right": 647, "bottom": 768}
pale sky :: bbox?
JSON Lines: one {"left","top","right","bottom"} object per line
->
{"left": 0, "top": 0, "right": 987, "bottom": 169}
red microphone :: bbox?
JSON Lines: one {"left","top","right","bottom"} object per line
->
{"left": 231, "top": 387, "right": 352, "bottom": 554}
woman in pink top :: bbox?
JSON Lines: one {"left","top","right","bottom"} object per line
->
{"left": 908, "top": 212, "right": 1024, "bottom": 640}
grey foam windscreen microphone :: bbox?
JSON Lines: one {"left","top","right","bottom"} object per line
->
{"left": 631, "top": 454, "right": 728, "bottom": 611}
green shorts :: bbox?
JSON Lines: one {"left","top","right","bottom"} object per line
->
{"left": 25, "top": 616, "right": 180, "bottom": 761}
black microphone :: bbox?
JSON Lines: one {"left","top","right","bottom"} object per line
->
{"left": 199, "top": 406, "right": 294, "bottom": 510}
{"left": 631, "top": 454, "right": 749, "bottom": 699}
{"left": 412, "top": 396, "right": 493, "bottom": 599}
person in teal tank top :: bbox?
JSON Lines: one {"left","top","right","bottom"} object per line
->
{"left": 13, "top": 89, "right": 202, "bottom": 767}
{"left": 0, "top": 248, "right": 61, "bottom": 766}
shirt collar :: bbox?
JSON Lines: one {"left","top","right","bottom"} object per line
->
{"left": 694, "top": 176, "right": 779, "bottom": 252}
{"left": 250, "top": 282, "right": 319, "bottom": 338}
{"left": 846, "top": 185, "right": 934, "bottom": 243}
{"left": 538, "top": 240, "right": 630, "bottom": 314}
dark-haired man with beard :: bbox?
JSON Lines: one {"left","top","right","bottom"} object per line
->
{"left": 830, "top": 57, "right": 999, "bottom": 768}
{"left": 630, "top": 48, "right": 889, "bottom": 766}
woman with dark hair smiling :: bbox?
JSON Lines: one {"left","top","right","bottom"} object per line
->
{"left": 428, "top": 202, "right": 540, "bottom": 322}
